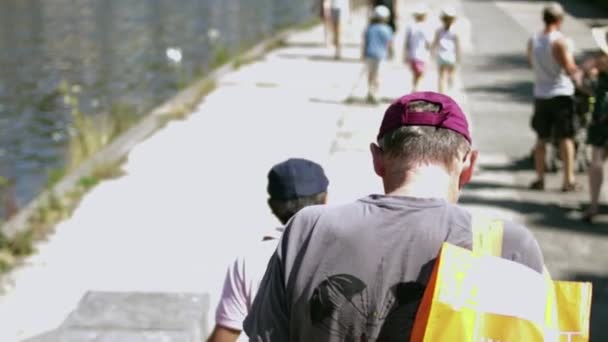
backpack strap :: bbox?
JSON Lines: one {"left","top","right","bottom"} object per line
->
{"left": 471, "top": 215, "right": 504, "bottom": 257}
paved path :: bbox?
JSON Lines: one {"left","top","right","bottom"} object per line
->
{"left": 0, "top": 0, "right": 607, "bottom": 341}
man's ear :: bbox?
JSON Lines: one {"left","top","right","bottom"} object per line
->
{"left": 459, "top": 150, "right": 478, "bottom": 189}
{"left": 370, "top": 143, "right": 385, "bottom": 177}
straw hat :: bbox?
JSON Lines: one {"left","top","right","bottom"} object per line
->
{"left": 412, "top": 3, "right": 429, "bottom": 15}
{"left": 441, "top": 6, "right": 457, "bottom": 19}
{"left": 592, "top": 26, "right": 608, "bottom": 55}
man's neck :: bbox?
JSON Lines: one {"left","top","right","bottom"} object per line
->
{"left": 544, "top": 24, "right": 559, "bottom": 34}
{"left": 384, "top": 164, "right": 457, "bottom": 202}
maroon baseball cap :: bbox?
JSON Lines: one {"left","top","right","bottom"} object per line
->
{"left": 377, "top": 91, "right": 471, "bottom": 143}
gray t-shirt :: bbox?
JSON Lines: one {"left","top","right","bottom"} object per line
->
{"left": 243, "top": 195, "right": 544, "bottom": 341}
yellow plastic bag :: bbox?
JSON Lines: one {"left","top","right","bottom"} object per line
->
{"left": 410, "top": 218, "right": 593, "bottom": 342}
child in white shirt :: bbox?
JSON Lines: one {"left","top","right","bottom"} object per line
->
{"left": 433, "top": 7, "right": 461, "bottom": 93}
{"left": 404, "top": 4, "right": 432, "bottom": 91}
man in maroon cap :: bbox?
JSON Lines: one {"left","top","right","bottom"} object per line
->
{"left": 244, "top": 92, "right": 544, "bottom": 341}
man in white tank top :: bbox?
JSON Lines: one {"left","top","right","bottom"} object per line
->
{"left": 527, "top": 2, "right": 582, "bottom": 192}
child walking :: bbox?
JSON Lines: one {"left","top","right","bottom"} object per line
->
{"left": 433, "top": 7, "right": 460, "bottom": 93}
{"left": 404, "top": 4, "right": 432, "bottom": 91}
{"left": 363, "top": 5, "right": 394, "bottom": 103}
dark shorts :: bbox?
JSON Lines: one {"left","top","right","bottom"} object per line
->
{"left": 330, "top": 8, "right": 341, "bottom": 23}
{"left": 587, "top": 122, "right": 608, "bottom": 147}
{"left": 531, "top": 96, "right": 576, "bottom": 140}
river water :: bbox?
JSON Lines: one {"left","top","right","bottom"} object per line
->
{"left": 0, "top": 0, "right": 316, "bottom": 220}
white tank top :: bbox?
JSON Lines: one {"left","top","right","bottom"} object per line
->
{"left": 531, "top": 30, "right": 574, "bottom": 98}
{"left": 437, "top": 28, "right": 457, "bottom": 64}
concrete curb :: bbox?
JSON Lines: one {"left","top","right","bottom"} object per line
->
{"left": 0, "top": 21, "right": 315, "bottom": 240}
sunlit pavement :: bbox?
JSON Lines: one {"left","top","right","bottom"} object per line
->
{"left": 1, "top": 0, "right": 607, "bottom": 341}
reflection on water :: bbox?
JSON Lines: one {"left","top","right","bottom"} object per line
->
{"left": 0, "top": 0, "right": 315, "bottom": 219}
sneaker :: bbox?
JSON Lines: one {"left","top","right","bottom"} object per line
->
{"left": 582, "top": 210, "right": 597, "bottom": 224}
{"left": 529, "top": 179, "right": 544, "bottom": 190}
{"left": 561, "top": 182, "right": 582, "bottom": 193}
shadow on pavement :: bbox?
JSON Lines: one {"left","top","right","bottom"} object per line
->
{"left": 466, "top": 80, "right": 533, "bottom": 104}
{"left": 464, "top": 53, "right": 533, "bottom": 104}
{"left": 479, "top": 155, "right": 534, "bottom": 172}
{"left": 283, "top": 41, "right": 360, "bottom": 49}
{"left": 460, "top": 195, "right": 608, "bottom": 235}
{"left": 567, "top": 273, "right": 608, "bottom": 341}
{"left": 465, "top": 0, "right": 608, "bottom": 26}
{"left": 472, "top": 53, "right": 530, "bottom": 71}
{"left": 277, "top": 53, "right": 362, "bottom": 63}
{"left": 309, "top": 97, "right": 393, "bottom": 106}
{"left": 465, "top": 180, "right": 530, "bottom": 191}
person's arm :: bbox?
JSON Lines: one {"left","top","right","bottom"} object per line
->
{"left": 362, "top": 29, "right": 368, "bottom": 59}
{"left": 503, "top": 221, "right": 544, "bottom": 274}
{"left": 404, "top": 27, "right": 411, "bottom": 62}
{"left": 212, "top": 258, "right": 249, "bottom": 341}
{"left": 390, "top": 0, "right": 398, "bottom": 21}
{"left": 388, "top": 29, "right": 395, "bottom": 59}
{"left": 207, "top": 326, "right": 240, "bottom": 342}
{"left": 552, "top": 37, "right": 582, "bottom": 86}
{"left": 455, "top": 34, "right": 461, "bottom": 65}
{"left": 431, "top": 30, "right": 440, "bottom": 58}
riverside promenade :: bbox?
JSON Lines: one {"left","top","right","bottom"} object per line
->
{"left": 1, "top": 0, "right": 607, "bottom": 341}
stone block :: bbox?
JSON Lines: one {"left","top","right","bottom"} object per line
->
{"left": 24, "top": 291, "right": 209, "bottom": 342}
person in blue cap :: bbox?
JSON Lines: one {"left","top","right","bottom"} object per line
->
{"left": 207, "top": 158, "right": 329, "bottom": 342}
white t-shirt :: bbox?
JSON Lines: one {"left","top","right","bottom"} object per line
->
{"left": 330, "top": 0, "right": 349, "bottom": 10}
{"left": 405, "top": 22, "right": 433, "bottom": 62}
{"left": 436, "top": 27, "right": 458, "bottom": 65}
{"left": 214, "top": 228, "right": 283, "bottom": 333}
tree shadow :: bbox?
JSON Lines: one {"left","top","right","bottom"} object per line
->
{"left": 466, "top": 80, "right": 534, "bottom": 104}
{"left": 464, "top": 0, "right": 608, "bottom": 25}
{"left": 566, "top": 273, "right": 608, "bottom": 341}
{"left": 478, "top": 154, "right": 534, "bottom": 172}
{"left": 277, "top": 53, "right": 362, "bottom": 63}
{"left": 460, "top": 194, "right": 608, "bottom": 234}
{"left": 309, "top": 96, "right": 394, "bottom": 106}
{"left": 472, "top": 53, "right": 530, "bottom": 71}
{"left": 284, "top": 41, "right": 360, "bottom": 49}
{"left": 464, "top": 180, "right": 530, "bottom": 191}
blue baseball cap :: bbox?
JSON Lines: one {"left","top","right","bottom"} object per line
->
{"left": 267, "top": 158, "right": 329, "bottom": 200}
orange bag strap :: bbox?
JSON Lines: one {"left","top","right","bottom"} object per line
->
{"left": 471, "top": 215, "right": 504, "bottom": 257}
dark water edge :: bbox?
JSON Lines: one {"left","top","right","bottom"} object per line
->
{"left": 0, "top": 0, "right": 317, "bottom": 219}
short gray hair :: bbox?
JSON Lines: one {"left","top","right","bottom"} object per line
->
{"left": 378, "top": 100, "right": 470, "bottom": 172}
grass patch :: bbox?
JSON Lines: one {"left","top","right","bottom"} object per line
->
{"left": 158, "top": 79, "right": 216, "bottom": 127}
{"left": 210, "top": 45, "right": 231, "bottom": 70}
{"left": 60, "top": 80, "right": 138, "bottom": 173}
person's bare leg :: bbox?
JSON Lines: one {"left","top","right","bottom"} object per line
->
{"left": 367, "top": 69, "right": 373, "bottom": 100}
{"left": 560, "top": 137, "right": 576, "bottom": 188}
{"left": 533, "top": 139, "right": 546, "bottom": 185}
{"left": 332, "top": 19, "right": 341, "bottom": 59}
{"left": 412, "top": 73, "right": 421, "bottom": 91}
{"left": 586, "top": 147, "right": 605, "bottom": 217}
{"left": 447, "top": 67, "right": 455, "bottom": 90}
{"left": 438, "top": 67, "right": 447, "bottom": 93}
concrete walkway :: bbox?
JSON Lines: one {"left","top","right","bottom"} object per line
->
{"left": 0, "top": 0, "right": 607, "bottom": 341}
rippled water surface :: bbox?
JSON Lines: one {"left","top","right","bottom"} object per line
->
{"left": 0, "top": 0, "right": 315, "bottom": 219}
